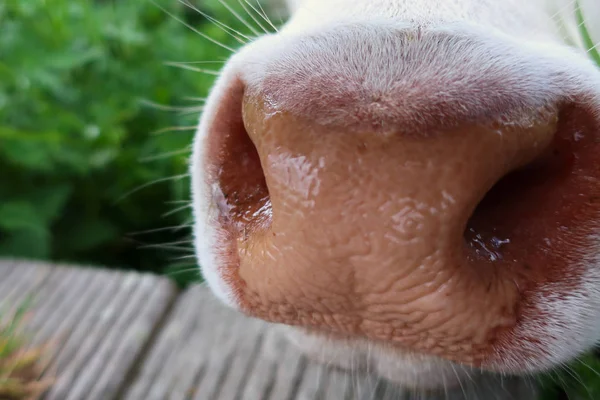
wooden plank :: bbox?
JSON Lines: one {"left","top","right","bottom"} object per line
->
{"left": 124, "top": 285, "right": 266, "bottom": 400}
{"left": 296, "top": 361, "right": 329, "bottom": 400}
{"left": 44, "top": 270, "right": 123, "bottom": 374}
{"left": 323, "top": 369, "right": 353, "bottom": 400}
{"left": 0, "top": 259, "right": 19, "bottom": 284}
{"left": 0, "top": 260, "right": 53, "bottom": 309}
{"left": 265, "top": 332, "right": 306, "bottom": 400}
{"left": 124, "top": 286, "right": 231, "bottom": 400}
{"left": 43, "top": 271, "right": 151, "bottom": 400}
{"left": 0, "top": 262, "right": 180, "bottom": 400}
{"left": 0, "top": 261, "right": 539, "bottom": 399}
{"left": 238, "top": 328, "right": 289, "bottom": 400}
{"left": 125, "top": 284, "right": 538, "bottom": 400}
{"left": 85, "top": 276, "right": 176, "bottom": 400}
{"left": 123, "top": 290, "right": 201, "bottom": 400}
{"left": 61, "top": 273, "right": 176, "bottom": 400}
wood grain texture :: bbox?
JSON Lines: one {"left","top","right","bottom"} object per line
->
{"left": 0, "top": 260, "right": 178, "bottom": 400}
{"left": 0, "top": 260, "right": 539, "bottom": 400}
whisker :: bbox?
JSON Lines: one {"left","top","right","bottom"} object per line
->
{"left": 578, "top": 358, "right": 600, "bottom": 379}
{"left": 151, "top": 126, "right": 197, "bottom": 136}
{"left": 238, "top": 0, "right": 270, "bottom": 34}
{"left": 128, "top": 224, "right": 193, "bottom": 236}
{"left": 172, "top": 254, "right": 198, "bottom": 261}
{"left": 574, "top": 0, "right": 600, "bottom": 65}
{"left": 140, "top": 99, "right": 191, "bottom": 112}
{"left": 115, "top": 173, "right": 189, "bottom": 203}
{"left": 166, "top": 60, "right": 226, "bottom": 65}
{"left": 181, "top": 96, "right": 208, "bottom": 102}
{"left": 557, "top": 361, "right": 591, "bottom": 399}
{"left": 164, "top": 61, "right": 221, "bottom": 76}
{"left": 151, "top": 0, "right": 236, "bottom": 52}
{"left": 219, "top": 0, "right": 261, "bottom": 36}
{"left": 139, "top": 244, "right": 194, "bottom": 252}
{"left": 178, "top": 0, "right": 253, "bottom": 43}
{"left": 139, "top": 148, "right": 192, "bottom": 163}
{"left": 175, "top": 216, "right": 195, "bottom": 233}
{"left": 162, "top": 203, "right": 192, "bottom": 218}
{"left": 549, "top": 0, "right": 578, "bottom": 23}
{"left": 149, "top": 239, "right": 194, "bottom": 246}
{"left": 450, "top": 364, "right": 468, "bottom": 400}
{"left": 140, "top": 99, "right": 205, "bottom": 113}
{"left": 165, "top": 267, "right": 201, "bottom": 277}
{"left": 178, "top": 108, "right": 206, "bottom": 116}
{"left": 247, "top": 0, "right": 279, "bottom": 32}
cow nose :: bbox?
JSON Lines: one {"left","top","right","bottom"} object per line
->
{"left": 206, "top": 86, "right": 558, "bottom": 365}
{"left": 242, "top": 94, "right": 556, "bottom": 261}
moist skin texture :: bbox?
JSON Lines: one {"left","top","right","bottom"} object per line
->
{"left": 203, "top": 90, "right": 600, "bottom": 368}
{"left": 192, "top": 0, "right": 600, "bottom": 386}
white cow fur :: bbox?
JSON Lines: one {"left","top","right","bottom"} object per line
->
{"left": 192, "top": 0, "right": 600, "bottom": 388}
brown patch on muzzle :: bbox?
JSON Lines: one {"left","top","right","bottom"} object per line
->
{"left": 204, "top": 87, "right": 600, "bottom": 367}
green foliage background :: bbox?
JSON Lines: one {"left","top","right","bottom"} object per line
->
{"left": 1, "top": 1, "right": 600, "bottom": 398}
{"left": 0, "top": 0, "right": 255, "bottom": 284}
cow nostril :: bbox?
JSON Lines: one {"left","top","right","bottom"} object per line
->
{"left": 216, "top": 118, "right": 271, "bottom": 237}
{"left": 205, "top": 81, "right": 271, "bottom": 240}
{"left": 463, "top": 133, "right": 572, "bottom": 263}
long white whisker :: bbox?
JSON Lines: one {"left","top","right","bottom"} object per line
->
{"left": 164, "top": 61, "right": 221, "bottom": 76}
{"left": 178, "top": 0, "right": 252, "bottom": 43}
{"left": 162, "top": 203, "right": 192, "bottom": 218}
{"left": 149, "top": 239, "right": 194, "bottom": 246}
{"left": 550, "top": 0, "right": 577, "bottom": 22}
{"left": 128, "top": 224, "right": 192, "bottom": 236}
{"left": 139, "top": 148, "right": 192, "bottom": 163}
{"left": 181, "top": 96, "right": 207, "bottom": 102}
{"left": 249, "top": 0, "right": 279, "bottom": 32}
{"left": 175, "top": 217, "right": 194, "bottom": 233}
{"left": 166, "top": 267, "right": 201, "bottom": 277}
{"left": 579, "top": 358, "right": 600, "bottom": 379}
{"left": 151, "top": 1, "right": 236, "bottom": 52}
{"left": 139, "top": 99, "right": 191, "bottom": 112}
{"left": 450, "top": 364, "right": 468, "bottom": 400}
{"left": 238, "top": 0, "right": 270, "bottom": 34}
{"left": 151, "top": 126, "right": 197, "bottom": 135}
{"left": 140, "top": 99, "right": 204, "bottom": 113}
{"left": 140, "top": 244, "right": 194, "bottom": 252}
{"left": 172, "top": 254, "right": 198, "bottom": 260}
{"left": 219, "top": 0, "right": 261, "bottom": 36}
{"left": 165, "top": 60, "right": 226, "bottom": 65}
{"left": 115, "top": 173, "right": 189, "bottom": 203}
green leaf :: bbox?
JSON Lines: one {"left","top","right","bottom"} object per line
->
{"left": 0, "top": 228, "right": 50, "bottom": 259}
{"left": 0, "top": 202, "right": 45, "bottom": 233}
{"left": 575, "top": 0, "right": 600, "bottom": 67}
{"left": 31, "top": 185, "right": 73, "bottom": 223}
{"left": 538, "top": 353, "right": 600, "bottom": 399}
{"left": 62, "top": 219, "right": 119, "bottom": 253}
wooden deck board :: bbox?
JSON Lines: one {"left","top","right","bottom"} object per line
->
{"left": 0, "top": 260, "right": 53, "bottom": 311}
{"left": 0, "top": 260, "right": 539, "bottom": 400}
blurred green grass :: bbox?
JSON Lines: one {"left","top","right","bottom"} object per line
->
{"left": 0, "top": 0, "right": 258, "bottom": 285}
{"left": 0, "top": 300, "right": 51, "bottom": 399}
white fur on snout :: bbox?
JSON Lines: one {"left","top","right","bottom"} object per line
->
{"left": 192, "top": 0, "right": 600, "bottom": 386}
{"left": 492, "top": 235, "right": 600, "bottom": 373}
{"left": 190, "top": 65, "right": 240, "bottom": 310}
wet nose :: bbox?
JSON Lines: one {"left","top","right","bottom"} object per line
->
{"left": 242, "top": 95, "right": 556, "bottom": 264}
{"left": 207, "top": 84, "right": 558, "bottom": 364}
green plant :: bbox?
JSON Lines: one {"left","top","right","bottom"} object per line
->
{"left": 0, "top": 0, "right": 255, "bottom": 283}
{"left": 0, "top": 300, "right": 51, "bottom": 400}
